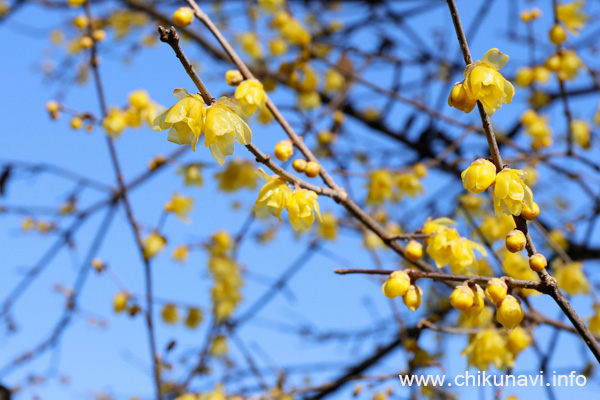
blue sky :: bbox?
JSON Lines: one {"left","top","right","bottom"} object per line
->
{"left": 2, "top": 0, "right": 600, "bottom": 399}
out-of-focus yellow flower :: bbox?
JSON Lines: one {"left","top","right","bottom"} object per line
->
{"left": 279, "top": 15, "right": 311, "bottom": 46}
{"left": 366, "top": 169, "right": 394, "bottom": 205}
{"left": 102, "top": 108, "right": 127, "bottom": 139}
{"left": 113, "top": 292, "right": 129, "bottom": 313}
{"left": 274, "top": 139, "right": 294, "bottom": 162}
{"left": 172, "top": 245, "right": 189, "bottom": 263}
{"left": 461, "top": 159, "right": 496, "bottom": 193}
{"left": 549, "top": 229, "right": 569, "bottom": 250}
{"left": 448, "top": 81, "right": 477, "bottom": 113}
{"left": 395, "top": 173, "right": 423, "bottom": 200}
{"left": 422, "top": 217, "right": 457, "bottom": 242}
{"left": 480, "top": 214, "right": 516, "bottom": 243}
{"left": 210, "top": 230, "right": 233, "bottom": 256}
{"left": 214, "top": 159, "right": 257, "bottom": 192}
{"left": 286, "top": 189, "right": 321, "bottom": 231}
{"left": 557, "top": 1, "right": 587, "bottom": 34}
{"left": 297, "top": 91, "right": 321, "bottom": 110}
{"left": 553, "top": 261, "right": 589, "bottom": 295}
{"left": 164, "top": 193, "right": 194, "bottom": 222}
{"left": 507, "top": 327, "right": 531, "bottom": 356}
{"left": 252, "top": 168, "right": 292, "bottom": 221}
{"left": 552, "top": 50, "right": 585, "bottom": 81}
{"left": 204, "top": 97, "right": 252, "bottom": 164}
{"left": 269, "top": 37, "right": 288, "bottom": 56}
{"left": 185, "top": 307, "right": 203, "bottom": 329}
{"left": 238, "top": 32, "right": 263, "bottom": 58}
{"left": 143, "top": 232, "right": 166, "bottom": 259}
{"left": 496, "top": 294, "right": 524, "bottom": 329}
{"left": 234, "top": 79, "right": 266, "bottom": 117}
{"left": 427, "top": 227, "right": 487, "bottom": 274}
{"left": 68, "top": 0, "right": 86, "bottom": 7}
{"left": 363, "top": 230, "right": 383, "bottom": 250}
{"left": 520, "top": 8, "right": 542, "bottom": 22}
{"left": 258, "top": 0, "right": 285, "bottom": 13}
{"left": 503, "top": 251, "right": 539, "bottom": 297}
{"left": 153, "top": 89, "right": 206, "bottom": 151}
{"left": 521, "top": 110, "right": 553, "bottom": 149}
{"left": 21, "top": 217, "right": 35, "bottom": 231}
{"left": 209, "top": 254, "right": 243, "bottom": 321}
{"left": 210, "top": 335, "right": 229, "bottom": 357}
{"left": 459, "top": 193, "right": 484, "bottom": 213}
{"left": 493, "top": 168, "right": 534, "bottom": 217}
{"left": 318, "top": 211, "right": 338, "bottom": 240}
{"left": 462, "top": 329, "right": 512, "bottom": 370}
{"left": 589, "top": 306, "right": 600, "bottom": 334}
{"left": 173, "top": 7, "right": 194, "bottom": 27}
{"left": 462, "top": 48, "right": 515, "bottom": 116}
{"left": 161, "top": 303, "right": 179, "bottom": 325}
{"left": 324, "top": 69, "right": 345, "bottom": 93}
{"left": 571, "top": 119, "right": 591, "bottom": 149}
{"left": 178, "top": 164, "right": 204, "bottom": 187}
{"left": 458, "top": 306, "right": 494, "bottom": 328}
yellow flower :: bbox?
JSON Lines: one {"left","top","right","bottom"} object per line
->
{"left": 422, "top": 217, "right": 457, "bottom": 243}
{"left": 173, "top": 7, "right": 194, "bottom": 28}
{"left": 502, "top": 251, "right": 539, "bottom": 297}
{"left": 214, "top": 159, "right": 257, "bottom": 192}
{"left": 507, "top": 327, "right": 531, "bottom": 356}
{"left": 571, "top": 119, "right": 591, "bottom": 149}
{"left": 553, "top": 262, "right": 589, "bottom": 295}
{"left": 318, "top": 211, "right": 338, "bottom": 240}
{"left": 462, "top": 329, "right": 512, "bottom": 370}
{"left": 382, "top": 270, "right": 411, "bottom": 298}
{"left": 297, "top": 91, "right": 321, "bottom": 110}
{"left": 225, "top": 69, "right": 244, "bottom": 86}
{"left": 185, "top": 307, "right": 203, "bottom": 329}
{"left": 21, "top": 217, "right": 35, "bottom": 231}
{"left": 404, "top": 240, "right": 423, "bottom": 261}
{"left": 161, "top": 303, "right": 179, "bottom": 325}
{"left": 521, "top": 110, "right": 553, "bottom": 149}
{"left": 153, "top": 89, "right": 206, "bottom": 151}
{"left": 172, "top": 245, "right": 189, "bottom": 263}
{"left": 102, "top": 108, "right": 127, "bottom": 139}
{"left": 402, "top": 284, "right": 422, "bottom": 312}
{"left": 426, "top": 228, "right": 486, "bottom": 273}
{"left": 279, "top": 17, "right": 311, "bottom": 46}
{"left": 366, "top": 169, "right": 394, "bottom": 205}
{"left": 589, "top": 306, "right": 600, "bottom": 334}
{"left": 556, "top": 50, "right": 585, "bottom": 81}
{"left": 480, "top": 214, "right": 516, "bottom": 243}
{"left": 143, "top": 232, "right": 167, "bottom": 259}
{"left": 485, "top": 278, "right": 508, "bottom": 303}
{"left": 238, "top": 32, "right": 263, "bottom": 59}
{"left": 113, "top": 292, "right": 129, "bottom": 313}
{"left": 496, "top": 295, "right": 524, "bottom": 330}
{"left": 252, "top": 169, "right": 292, "bottom": 220}
{"left": 448, "top": 81, "right": 477, "bottom": 113}
{"left": 210, "top": 230, "right": 233, "bottom": 256}
{"left": 450, "top": 284, "right": 474, "bottom": 312}
{"left": 286, "top": 189, "right": 321, "bottom": 231}
{"left": 269, "top": 37, "right": 288, "bottom": 56}
{"left": 515, "top": 67, "right": 534, "bottom": 87}
{"left": 234, "top": 79, "right": 267, "bottom": 117}
{"left": 258, "top": 0, "right": 285, "bottom": 13}
{"left": 324, "top": 69, "right": 345, "bottom": 93}
{"left": 395, "top": 173, "right": 423, "bottom": 200}
{"left": 164, "top": 193, "right": 194, "bottom": 222}
{"left": 461, "top": 159, "right": 496, "bottom": 193}
{"left": 203, "top": 97, "right": 252, "bottom": 164}
{"left": 462, "top": 48, "right": 515, "bottom": 116}
{"left": 178, "top": 164, "right": 204, "bottom": 187}
{"left": 210, "top": 335, "right": 229, "bottom": 357}
{"left": 557, "top": 1, "right": 587, "bottom": 34}
{"left": 493, "top": 168, "right": 534, "bottom": 217}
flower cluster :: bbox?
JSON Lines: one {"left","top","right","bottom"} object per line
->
{"left": 153, "top": 90, "right": 252, "bottom": 164}
{"left": 366, "top": 167, "right": 425, "bottom": 206}
{"left": 252, "top": 169, "right": 321, "bottom": 232}
{"left": 207, "top": 231, "right": 243, "bottom": 322}
{"left": 521, "top": 109, "right": 553, "bottom": 149}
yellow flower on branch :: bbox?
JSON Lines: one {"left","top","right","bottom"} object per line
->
{"left": 366, "top": 169, "right": 394, "bottom": 206}
{"left": 102, "top": 108, "right": 127, "bottom": 139}
{"left": 234, "top": 78, "right": 267, "bottom": 117}
{"left": 252, "top": 168, "right": 292, "bottom": 221}
{"left": 143, "top": 232, "right": 167, "bottom": 259}
{"left": 462, "top": 329, "right": 513, "bottom": 370}
{"left": 448, "top": 81, "right": 477, "bottom": 113}
{"left": 553, "top": 262, "right": 589, "bottom": 295}
{"left": 286, "top": 189, "right": 321, "bottom": 232}
{"left": 493, "top": 168, "right": 534, "bottom": 217}
{"left": 557, "top": 1, "right": 587, "bottom": 34}
{"left": 461, "top": 159, "right": 496, "bottom": 193}
{"left": 153, "top": 89, "right": 206, "bottom": 151}
{"left": 461, "top": 48, "right": 515, "bottom": 116}
{"left": 203, "top": 97, "right": 252, "bottom": 164}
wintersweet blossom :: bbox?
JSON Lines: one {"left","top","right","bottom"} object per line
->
{"left": 557, "top": 1, "right": 587, "bottom": 34}
{"left": 203, "top": 97, "right": 252, "bottom": 164}
{"left": 461, "top": 48, "right": 515, "bottom": 116}
{"left": 286, "top": 189, "right": 321, "bottom": 231}
{"left": 493, "top": 168, "right": 534, "bottom": 217}
{"left": 234, "top": 79, "right": 267, "bottom": 117}
{"left": 164, "top": 193, "right": 194, "bottom": 222}
{"left": 461, "top": 159, "right": 496, "bottom": 193}
{"left": 252, "top": 169, "right": 292, "bottom": 221}
{"left": 153, "top": 89, "right": 205, "bottom": 151}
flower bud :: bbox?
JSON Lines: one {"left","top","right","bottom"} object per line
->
{"left": 382, "top": 270, "right": 410, "bottom": 298}
{"left": 549, "top": 24, "right": 567, "bottom": 45}
{"left": 79, "top": 36, "right": 93, "bottom": 49}
{"left": 496, "top": 294, "right": 524, "bottom": 330}
{"left": 402, "top": 284, "right": 422, "bottom": 312}
{"left": 73, "top": 15, "right": 89, "bottom": 29}
{"left": 404, "top": 240, "right": 423, "bottom": 261}
{"left": 461, "top": 159, "right": 496, "bottom": 194}
{"left": 292, "top": 158, "right": 307, "bottom": 173}
{"left": 450, "top": 284, "right": 474, "bottom": 312}
{"left": 529, "top": 252, "right": 547, "bottom": 272}
{"left": 173, "top": 7, "right": 194, "bottom": 27}
{"left": 274, "top": 140, "right": 294, "bottom": 162}
{"left": 485, "top": 278, "right": 508, "bottom": 303}
{"left": 448, "top": 81, "right": 477, "bottom": 113}
{"left": 545, "top": 54, "right": 561, "bottom": 71}
{"left": 225, "top": 69, "right": 244, "bottom": 86}
{"left": 506, "top": 230, "right": 526, "bottom": 253}
{"left": 113, "top": 292, "right": 129, "bottom": 313}
{"left": 304, "top": 161, "right": 321, "bottom": 178}
{"left": 464, "top": 284, "right": 485, "bottom": 317}
{"left": 521, "top": 201, "right": 540, "bottom": 220}
{"left": 413, "top": 163, "right": 428, "bottom": 178}
{"left": 70, "top": 117, "right": 83, "bottom": 130}
{"left": 92, "top": 29, "right": 106, "bottom": 42}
